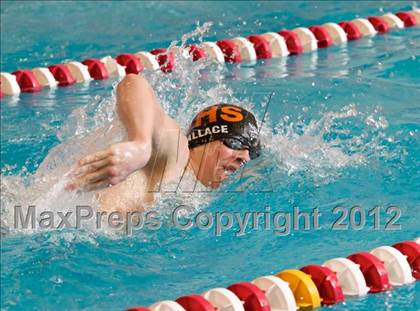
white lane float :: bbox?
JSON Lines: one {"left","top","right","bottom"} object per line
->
{"left": 100, "top": 55, "right": 126, "bottom": 77}
{"left": 292, "top": 27, "right": 318, "bottom": 52}
{"left": 149, "top": 301, "right": 185, "bottom": 311}
{"left": 415, "top": 237, "right": 420, "bottom": 245}
{"left": 136, "top": 51, "right": 160, "bottom": 70}
{"left": 411, "top": 9, "right": 420, "bottom": 24}
{"left": 260, "top": 32, "right": 289, "bottom": 57}
{"left": 252, "top": 275, "right": 297, "bottom": 311}
{"left": 323, "top": 257, "right": 370, "bottom": 296}
{"left": 371, "top": 246, "right": 415, "bottom": 286}
{"left": 1, "top": 72, "right": 21, "bottom": 95}
{"left": 200, "top": 42, "right": 225, "bottom": 64}
{"left": 322, "top": 22, "right": 348, "bottom": 44}
{"left": 65, "top": 61, "right": 92, "bottom": 83}
{"left": 32, "top": 67, "right": 58, "bottom": 88}
{"left": 352, "top": 18, "right": 377, "bottom": 36}
{"left": 382, "top": 13, "right": 405, "bottom": 29}
{"left": 230, "top": 37, "right": 257, "bottom": 62}
{"left": 202, "top": 288, "right": 244, "bottom": 311}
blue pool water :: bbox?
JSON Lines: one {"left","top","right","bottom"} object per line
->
{"left": 1, "top": 1, "right": 420, "bottom": 310}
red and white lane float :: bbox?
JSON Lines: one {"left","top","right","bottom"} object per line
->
{"left": 185, "top": 45, "right": 207, "bottom": 62}
{"left": 150, "top": 48, "right": 175, "bottom": 73}
{"left": 32, "top": 67, "right": 58, "bottom": 88}
{"left": 126, "top": 238, "right": 419, "bottom": 310}
{"left": 251, "top": 275, "right": 297, "bottom": 311}
{"left": 200, "top": 42, "right": 225, "bottom": 63}
{"left": 135, "top": 52, "right": 160, "bottom": 71}
{"left": 338, "top": 21, "right": 362, "bottom": 40}
{"left": 116, "top": 54, "right": 144, "bottom": 75}
{"left": 227, "top": 282, "right": 270, "bottom": 311}
{"left": 382, "top": 13, "right": 405, "bottom": 29}
{"left": 278, "top": 30, "right": 303, "bottom": 54}
{"left": 175, "top": 295, "right": 215, "bottom": 311}
{"left": 347, "top": 252, "right": 392, "bottom": 293}
{"left": 308, "top": 26, "right": 333, "bottom": 48}
{"left": 48, "top": 64, "right": 76, "bottom": 86}
{"left": 396, "top": 12, "right": 417, "bottom": 27}
{"left": 412, "top": 9, "right": 420, "bottom": 23}
{"left": 300, "top": 265, "right": 344, "bottom": 305}
{"left": 230, "top": 37, "right": 257, "bottom": 62}
{"left": 202, "top": 288, "right": 244, "bottom": 311}
{"left": 370, "top": 246, "right": 415, "bottom": 286}
{"left": 392, "top": 241, "right": 420, "bottom": 279}
{"left": 82, "top": 59, "right": 109, "bottom": 80}
{"left": 65, "top": 61, "right": 92, "bottom": 83}
{"left": 368, "top": 16, "right": 390, "bottom": 33}
{"left": 247, "top": 35, "right": 273, "bottom": 59}
{"left": 2, "top": 9, "right": 418, "bottom": 98}
{"left": 352, "top": 18, "right": 377, "bottom": 36}
{"left": 323, "top": 257, "right": 370, "bottom": 296}
{"left": 216, "top": 39, "right": 242, "bottom": 63}
{"left": 149, "top": 301, "right": 185, "bottom": 311}
{"left": 259, "top": 33, "right": 289, "bottom": 57}
{"left": 292, "top": 27, "right": 318, "bottom": 52}
{"left": 11, "top": 70, "right": 42, "bottom": 93}
{"left": 101, "top": 56, "right": 126, "bottom": 77}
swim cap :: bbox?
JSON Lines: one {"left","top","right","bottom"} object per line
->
{"left": 186, "top": 103, "right": 261, "bottom": 159}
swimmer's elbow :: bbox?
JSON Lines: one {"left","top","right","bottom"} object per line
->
{"left": 117, "top": 74, "right": 150, "bottom": 95}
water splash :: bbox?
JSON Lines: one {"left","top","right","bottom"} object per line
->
{"left": 0, "top": 23, "right": 403, "bottom": 237}
{"left": 267, "top": 103, "right": 401, "bottom": 184}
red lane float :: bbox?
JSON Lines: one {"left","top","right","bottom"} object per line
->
{"left": 150, "top": 48, "right": 175, "bottom": 73}
{"left": 347, "top": 252, "right": 392, "bottom": 293}
{"left": 392, "top": 241, "right": 420, "bottom": 279}
{"left": 300, "top": 264, "right": 344, "bottom": 305}
{"left": 175, "top": 294, "right": 215, "bottom": 311}
{"left": 12, "top": 70, "right": 42, "bottom": 93}
{"left": 338, "top": 21, "right": 362, "bottom": 40}
{"left": 247, "top": 35, "right": 272, "bottom": 59}
{"left": 48, "top": 64, "right": 76, "bottom": 86}
{"left": 186, "top": 45, "right": 206, "bottom": 61}
{"left": 278, "top": 30, "right": 303, "bottom": 54}
{"left": 227, "top": 282, "right": 270, "bottom": 311}
{"left": 396, "top": 12, "right": 417, "bottom": 27}
{"left": 309, "top": 25, "right": 333, "bottom": 48}
{"left": 126, "top": 308, "right": 151, "bottom": 311}
{"left": 116, "top": 54, "right": 144, "bottom": 75}
{"left": 368, "top": 16, "right": 390, "bottom": 33}
{"left": 216, "top": 39, "right": 242, "bottom": 63}
{"left": 82, "top": 59, "right": 109, "bottom": 80}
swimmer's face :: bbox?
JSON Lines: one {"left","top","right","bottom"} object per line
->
{"left": 190, "top": 140, "right": 250, "bottom": 188}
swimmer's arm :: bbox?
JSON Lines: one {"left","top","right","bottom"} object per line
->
{"left": 116, "top": 74, "right": 163, "bottom": 144}
{"left": 66, "top": 74, "right": 174, "bottom": 191}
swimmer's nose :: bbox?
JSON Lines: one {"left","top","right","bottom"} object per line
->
{"left": 234, "top": 149, "right": 250, "bottom": 167}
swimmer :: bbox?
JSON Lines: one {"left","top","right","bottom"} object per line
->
{"left": 65, "top": 74, "right": 261, "bottom": 212}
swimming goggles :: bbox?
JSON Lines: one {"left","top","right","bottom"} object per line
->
{"left": 221, "top": 137, "right": 261, "bottom": 160}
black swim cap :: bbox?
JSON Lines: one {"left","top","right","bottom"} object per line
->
{"left": 186, "top": 103, "right": 262, "bottom": 159}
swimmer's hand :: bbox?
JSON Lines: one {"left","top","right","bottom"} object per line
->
{"left": 65, "top": 141, "right": 152, "bottom": 191}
